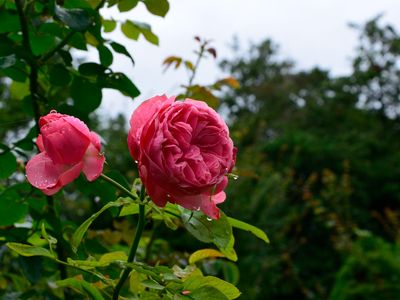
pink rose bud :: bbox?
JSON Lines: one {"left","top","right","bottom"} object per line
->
{"left": 26, "top": 111, "right": 105, "bottom": 195}
{"left": 127, "top": 95, "right": 237, "bottom": 219}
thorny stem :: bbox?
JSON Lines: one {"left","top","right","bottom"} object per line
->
{"left": 112, "top": 186, "right": 146, "bottom": 300}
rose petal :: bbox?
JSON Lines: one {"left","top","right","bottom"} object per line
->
{"left": 39, "top": 163, "right": 83, "bottom": 195}
{"left": 82, "top": 143, "right": 105, "bottom": 181}
{"left": 36, "top": 135, "right": 44, "bottom": 152}
{"left": 128, "top": 95, "right": 175, "bottom": 161}
{"left": 139, "top": 164, "right": 168, "bottom": 207}
{"left": 172, "top": 192, "right": 224, "bottom": 219}
{"left": 41, "top": 184, "right": 63, "bottom": 196}
{"left": 39, "top": 112, "right": 65, "bottom": 127}
{"left": 26, "top": 152, "right": 60, "bottom": 189}
{"left": 58, "top": 162, "right": 83, "bottom": 186}
{"left": 89, "top": 131, "right": 102, "bottom": 151}
{"left": 41, "top": 118, "right": 90, "bottom": 164}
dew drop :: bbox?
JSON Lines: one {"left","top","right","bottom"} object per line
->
{"left": 196, "top": 207, "right": 201, "bottom": 211}
{"left": 49, "top": 109, "right": 57, "bottom": 114}
{"left": 134, "top": 160, "right": 138, "bottom": 164}
{"left": 94, "top": 196, "right": 101, "bottom": 203}
{"left": 166, "top": 194, "right": 171, "bottom": 198}
{"left": 232, "top": 175, "right": 239, "bottom": 180}
{"left": 206, "top": 217, "right": 212, "bottom": 221}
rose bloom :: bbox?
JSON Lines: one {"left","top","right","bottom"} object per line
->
{"left": 26, "top": 111, "right": 105, "bottom": 195}
{"left": 128, "top": 95, "right": 236, "bottom": 219}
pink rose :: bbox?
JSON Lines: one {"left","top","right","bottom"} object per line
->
{"left": 128, "top": 95, "right": 237, "bottom": 219}
{"left": 26, "top": 111, "right": 105, "bottom": 195}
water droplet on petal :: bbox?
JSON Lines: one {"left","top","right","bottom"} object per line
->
{"left": 134, "top": 160, "right": 138, "bottom": 164}
{"left": 49, "top": 109, "right": 57, "bottom": 114}
{"left": 196, "top": 207, "right": 201, "bottom": 211}
{"left": 166, "top": 194, "right": 171, "bottom": 198}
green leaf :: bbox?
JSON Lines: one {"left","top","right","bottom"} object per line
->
{"left": 0, "top": 54, "right": 16, "bottom": 69}
{"left": 121, "top": 20, "right": 140, "bottom": 40}
{"left": 221, "top": 261, "right": 240, "bottom": 286}
{"left": 188, "top": 286, "right": 229, "bottom": 300}
{"left": 219, "top": 234, "right": 237, "bottom": 262}
{"left": 98, "top": 45, "right": 113, "bottom": 67}
{"left": 49, "top": 64, "right": 71, "bottom": 86}
{"left": 189, "top": 249, "right": 225, "bottom": 264}
{"left": 0, "top": 188, "right": 28, "bottom": 226}
{"left": 119, "top": 202, "right": 140, "bottom": 216}
{"left": 101, "top": 72, "right": 140, "bottom": 98}
{"left": 0, "top": 11, "right": 20, "bottom": 33}
{"left": 102, "top": 19, "right": 117, "bottom": 32}
{"left": 67, "top": 258, "right": 103, "bottom": 269}
{"left": 71, "top": 77, "right": 102, "bottom": 113}
{"left": 134, "top": 21, "right": 159, "bottom": 45}
{"left": 10, "top": 80, "right": 30, "bottom": 99}
{"left": 117, "top": 0, "right": 138, "bottom": 12}
{"left": 30, "top": 34, "right": 56, "bottom": 56}
{"left": 71, "top": 198, "right": 128, "bottom": 252}
{"left": 141, "top": 279, "right": 165, "bottom": 290}
{"left": 55, "top": 5, "right": 92, "bottom": 32}
{"left": 68, "top": 32, "right": 88, "bottom": 50}
{"left": 227, "top": 217, "right": 270, "bottom": 243}
{"left": 180, "top": 209, "right": 232, "bottom": 249}
{"left": 78, "top": 62, "right": 106, "bottom": 76}
{"left": 110, "top": 41, "right": 135, "bottom": 65}
{"left": 130, "top": 270, "right": 146, "bottom": 294}
{"left": 143, "top": 0, "right": 169, "bottom": 17}
{"left": 7, "top": 243, "right": 54, "bottom": 258}
{"left": 121, "top": 20, "right": 159, "bottom": 45}
{"left": 99, "top": 251, "right": 128, "bottom": 264}
{"left": 183, "top": 276, "right": 240, "bottom": 299}
{"left": 0, "top": 151, "right": 16, "bottom": 178}
{"left": 172, "top": 265, "right": 202, "bottom": 280}
{"left": 56, "top": 278, "right": 105, "bottom": 300}
{"left": 41, "top": 223, "right": 57, "bottom": 255}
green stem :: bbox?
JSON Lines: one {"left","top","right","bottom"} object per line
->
{"left": 187, "top": 43, "right": 206, "bottom": 88}
{"left": 99, "top": 173, "right": 138, "bottom": 200}
{"left": 40, "top": 31, "right": 75, "bottom": 63}
{"left": 113, "top": 186, "right": 146, "bottom": 300}
{"left": 15, "top": 0, "right": 41, "bottom": 131}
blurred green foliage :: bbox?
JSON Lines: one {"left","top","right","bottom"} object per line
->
{"left": 217, "top": 16, "right": 400, "bottom": 299}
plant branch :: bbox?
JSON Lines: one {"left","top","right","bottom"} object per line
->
{"left": 40, "top": 31, "right": 76, "bottom": 63}
{"left": 100, "top": 173, "right": 139, "bottom": 200}
{"left": 187, "top": 43, "right": 206, "bottom": 88}
{"left": 113, "top": 186, "right": 146, "bottom": 300}
{"left": 41, "top": 0, "right": 106, "bottom": 63}
{"left": 15, "top": 0, "right": 41, "bottom": 131}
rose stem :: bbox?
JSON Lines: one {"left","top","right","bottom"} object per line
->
{"left": 112, "top": 185, "right": 146, "bottom": 300}
{"left": 99, "top": 173, "right": 138, "bottom": 200}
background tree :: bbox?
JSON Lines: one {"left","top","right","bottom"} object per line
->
{"left": 219, "top": 16, "right": 400, "bottom": 299}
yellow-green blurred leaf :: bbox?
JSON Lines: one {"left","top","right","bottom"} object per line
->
{"left": 189, "top": 249, "right": 225, "bottom": 264}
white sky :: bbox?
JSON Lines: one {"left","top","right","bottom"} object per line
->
{"left": 91, "top": 0, "right": 400, "bottom": 118}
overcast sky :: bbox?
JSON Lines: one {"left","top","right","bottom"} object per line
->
{"left": 91, "top": 0, "right": 400, "bottom": 118}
